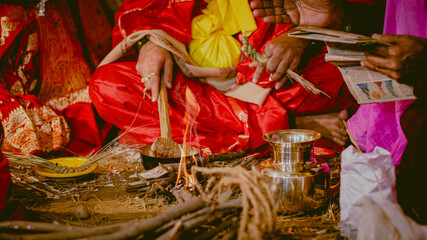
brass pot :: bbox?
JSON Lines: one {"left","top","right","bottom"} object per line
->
{"left": 260, "top": 165, "right": 329, "bottom": 214}
{"left": 263, "top": 129, "right": 321, "bottom": 172}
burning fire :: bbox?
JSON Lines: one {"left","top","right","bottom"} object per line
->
{"left": 175, "top": 87, "right": 200, "bottom": 188}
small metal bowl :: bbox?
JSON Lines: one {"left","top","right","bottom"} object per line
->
{"left": 140, "top": 144, "right": 200, "bottom": 170}
{"left": 263, "top": 129, "right": 321, "bottom": 172}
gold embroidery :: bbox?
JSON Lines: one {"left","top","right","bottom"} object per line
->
{"left": 0, "top": 7, "right": 34, "bottom": 46}
{"left": 10, "top": 81, "right": 25, "bottom": 96}
{"left": 46, "top": 87, "right": 92, "bottom": 111}
{"left": 1, "top": 17, "right": 18, "bottom": 46}
{"left": 37, "top": 6, "right": 91, "bottom": 103}
{"left": 2, "top": 105, "right": 70, "bottom": 154}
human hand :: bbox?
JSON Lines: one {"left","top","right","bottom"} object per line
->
{"left": 361, "top": 34, "right": 427, "bottom": 86}
{"left": 136, "top": 41, "right": 174, "bottom": 102}
{"left": 251, "top": 32, "right": 309, "bottom": 89}
{"left": 250, "top": 0, "right": 343, "bottom": 28}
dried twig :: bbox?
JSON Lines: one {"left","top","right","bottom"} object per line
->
{"left": 2, "top": 167, "right": 275, "bottom": 240}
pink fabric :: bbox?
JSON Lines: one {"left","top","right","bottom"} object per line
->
{"left": 348, "top": 0, "right": 426, "bottom": 165}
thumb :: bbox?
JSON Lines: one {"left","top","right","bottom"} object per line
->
{"left": 338, "top": 109, "right": 348, "bottom": 121}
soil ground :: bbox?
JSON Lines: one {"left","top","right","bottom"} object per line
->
{"left": 8, "top": 145, "right": 344, "bottom": 239}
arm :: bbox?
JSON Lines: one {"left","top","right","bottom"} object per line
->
{"left": 113, "top": 0, "right": 196, "bottom": 100}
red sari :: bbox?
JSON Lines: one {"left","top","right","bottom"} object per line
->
{"left": 90, "top": 0, "right": 357, "bottom": 154}
{"left": 0, "top": 1, "right": 112, "bottom": 155}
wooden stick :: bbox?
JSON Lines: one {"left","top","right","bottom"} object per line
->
{"left": 193, "top": 217, "right": 238, "bottom": 240}
{"left": 342, "top": 120, "right": 363, "bottom": 153}
{"left": 86, "top": 197, "right": 206, "bottom": 240}
{"left": 158, "top": 77, "right": 172, "bottom": 139}
{"left": 0, "top": 221, "right": 85, "bottom": 232}
{"left": 154, "top": 221, "right": 183, "bottom": 240}
{"left": 203, "top": 148, "right": 252, "bottom": 165}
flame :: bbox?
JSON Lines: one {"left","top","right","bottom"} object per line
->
{"left": 175, "top": 87, "right": 200, "bottom": 188}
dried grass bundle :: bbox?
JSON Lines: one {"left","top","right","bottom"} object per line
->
{"left": 240, "top": 34, "right": 330, "bottom": 97}
{"left": 4, "top": 152, "right": 70, "bottom": 173}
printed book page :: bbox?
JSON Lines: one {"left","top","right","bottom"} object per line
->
{"left": 337, "top": 66, "right": 415, "bottom": 104}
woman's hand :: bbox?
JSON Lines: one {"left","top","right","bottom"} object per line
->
{"left": 361, "top": 34, "right": 427, "bottom": 86}
{"left": 250, "top": 0, "right": 343, "bottom": 28}
{"left": 136, "top": 41, "right": 174, "bottom": 101}
{"left": 251, "top": 32, "right": 309, "bottom": 89}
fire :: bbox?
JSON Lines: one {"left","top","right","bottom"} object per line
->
{"left": 175, "top": 87, "right": 200, "bottom": 188}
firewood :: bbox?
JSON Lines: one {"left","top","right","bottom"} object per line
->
{"left": 0, "top": 197, "right": 205, "bottom": 240}
{"left": 2, "top": 166, "right": 275, "bottom": 240}
{"left": 228, "top": 154, "right": 256, "bottom": 166}
{"left": 203, "top": 148, "right": 252, "bottom": 166}
{"left": 0, "top": 221, "right": 85, "bottom": 232}
{"left": 154, "top": 221, "right": 183, "bottom": 240}
{"left": 193, "top": 216, "right": 238, "bottom": 240}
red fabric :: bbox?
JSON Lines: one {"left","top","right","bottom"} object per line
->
{"left": 0, "top": 3, "right": 112, "bottom": 155}
{"left": 90, "top": 55, "right": 355, "bottom": 154}
{"left": 113, "top": 0, "right": 195, "bottom": 46}
{"left": 61, "top": 102, "right": 111, "bottom": 155}
{"left": 0, "top": 153, "right": 11, "bottom": 212}
{"left": 91, "top": 0, "right": 357, "bottom": 154}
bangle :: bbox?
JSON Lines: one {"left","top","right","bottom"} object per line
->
{"left": 134, "top": 36, "right": 149, "bottom": 52}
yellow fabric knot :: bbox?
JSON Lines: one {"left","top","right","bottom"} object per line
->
{"left": 189, "top": 0, "right": 257, "bottom": 68}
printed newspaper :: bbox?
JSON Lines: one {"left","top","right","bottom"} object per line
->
{"left": 289, "top": 26, "right": 416, "bottom": 104}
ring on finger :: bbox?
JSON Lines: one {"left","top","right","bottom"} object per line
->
{"left": 141, "top": 73, "right": 158, "bottom": 83}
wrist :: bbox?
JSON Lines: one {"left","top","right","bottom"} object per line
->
{"left": 134, "top": 36, "right": 149, "bottom": 53}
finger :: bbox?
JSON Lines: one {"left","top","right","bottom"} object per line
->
{"left": 289, "top": 55, "right": 301, "bottom": 70}
{"left": 361, "top": 60, "right": 402, "bottom": 80}
{"left": 273, "top": 0, "right": 283, "bottom": 7}
{"left": 250, "top": 0, "right": 263, "bottom": 9}
{"left": 333, "top": 136, "right": 347, "bottom": 147}
{"left": 265, "top": 8, "right": 276, "bottom": 16}
{"left": 372, "top": 33, "right": 400, "bottom": 44}
{"left": 279, "top": 14, "right": 292, "bottom": 24}
{"left": 331, "top": 127, "right": 348, "bottom": 146}
{"left": 274, "top": 7, "right": 285, "bottom": 15}
{"left": 144, "top": 78, "right": 152, "bottom": 90}
{"left": 249, "top": 61, "right": 258, "bottom": 68}
{"left": 253, "top": 9, "right": 267, "bottom": 18}
{"left": 275, "top": 76, "right": 288, "bottom": 89}
{"left": 265, "top": 49, "right": 286, "bottom": 73}
{"left": 149, "top": 74, "right": 161, "bottom": 102}
{"left": 338, "top": 109, "right": 348, "bottom": 121}
{"left": 262, "top": 0, "right": 274, "bottom": 8}
{"left": 271, "top": 54, "right": 292, "bottom": 81}
{"left": 364, "top": 53, "right": 398, "bottom": 70}
{"left": 263, "top": 15, "right": 291, "bottom": 24}
{"left": 253, "top": 64, "right": 266, "bottom": 83}
{"left": 163, "top": 56, "right": 173, "bottom": 89}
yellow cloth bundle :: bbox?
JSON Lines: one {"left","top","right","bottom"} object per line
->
{"left": 189, "top": 0, "right": 257, "bottom": 68}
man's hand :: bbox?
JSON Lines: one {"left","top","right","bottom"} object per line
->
{"left": 361, "top": 34, "right": 427, "bottom": 86}
{"left": 251, "top": 31, "right": 310, "bottom": 89}
{"left": 136, "top": 41, "right": 174, "bottom": 102}
{"left": 250, "top": 0, "right": 343, "bottom": 28}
